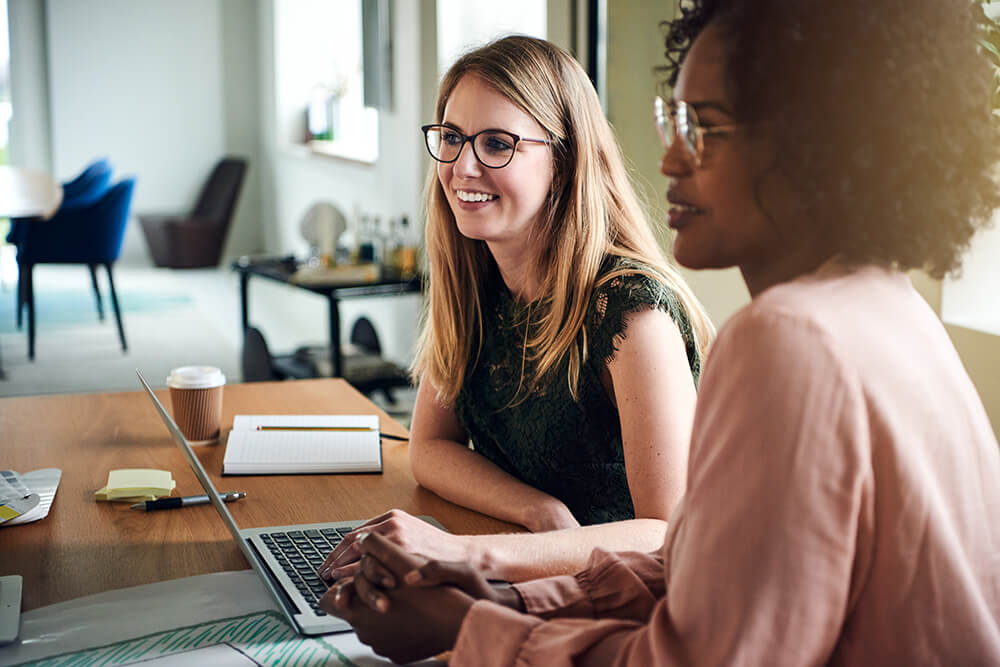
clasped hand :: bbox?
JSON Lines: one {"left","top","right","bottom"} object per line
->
{"left": 319, "top": 532, "right": 524, "bottom": 664}
{"left": 318, "top": 509, "right": 470, "bottom": 582}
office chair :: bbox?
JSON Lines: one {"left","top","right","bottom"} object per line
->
{"left": 6, "top": 158, "right": 113, "bottom": 249}
{"left": 16, "top": 178, "right": 136, "bottom": 360}
{"left": 241, "top": 325, "right": 319, "bottom": 382}
{"left": 8, "top": 158, "right": 113, "bottom": 327}
{"left": 241, "top": 319, "right": 411, "bottom": 404}
{"left": 138, "top": 156, "right": 247, "bottom": 268}
{"left": 340, "top": 317, "right": 412, "bottom": 404}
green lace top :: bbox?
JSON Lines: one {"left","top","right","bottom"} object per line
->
{"left": 453, "top": 256, "right": 701, "bottom": 526}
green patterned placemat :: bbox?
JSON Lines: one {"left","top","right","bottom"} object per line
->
{"left": 21, "top": 610, "right": 354, "bottom": 667}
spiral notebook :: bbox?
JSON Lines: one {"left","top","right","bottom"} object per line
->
{"left": 222, "top": 415, "right": 383, "bottom": 475}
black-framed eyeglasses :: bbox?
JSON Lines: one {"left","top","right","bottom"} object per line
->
{"left": 654, "top": 96, "right": 743, "bottom": 167}
{"left": 421, "top": 124, "right": 552, "bottom": 169}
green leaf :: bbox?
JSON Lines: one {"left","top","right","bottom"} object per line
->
{"left": 981, "top": 37, "right": 1000, "bottom": 62}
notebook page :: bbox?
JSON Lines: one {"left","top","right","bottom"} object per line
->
{"left": 232, "top": 415, "right": 379, "bottom": 431}
{"left": 223, "top": 430, "right": 381, "bottom": 473}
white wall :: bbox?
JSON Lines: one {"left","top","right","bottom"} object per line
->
{"left": 254, "top": 1, "right": 571, "bottom": 365}
{"left": 252, "top": 0, "right": 426, "bottom": 364}
{"left": 43, "top": 0, "right": 261, "bottom": 264}
{"left": 605, "top": 0, "right": 999, "bottom": 438}
{"left": 7, "top": 0, "right": 590, "bottom": 368}
{"left": 46, "top": 0, "right": 223, "bottom": 262}
{"left": 942, "top": 213, "right": 1000, "bottom": 336}
{"left": 220, "top": 0, "right": 264, "bottom": 261}
{"left": 266, "top": 1, "right": 424, "bottom": 257}
{"left": 606, "top": 0, "right": 749, "bottom": 328}
{"left": 7, "top": 0, "right": 52, "bottom": 172}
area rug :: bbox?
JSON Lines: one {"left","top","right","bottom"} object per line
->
{"left": 0, "top": 286, "right": 193, "bottom": 334}
{"left": 0, "top": 266, "right": 242, "bottom": 398}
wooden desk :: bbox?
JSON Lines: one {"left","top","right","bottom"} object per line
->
{"left": 0, "top": 379, "right": 516, "bottom": 611}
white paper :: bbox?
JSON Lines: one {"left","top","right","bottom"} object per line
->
{"left": 4, "top": 468, "right": 61, "bottom": 525}
{"left": 116, "top": 642, "right": 261, "bottom": 665}
{"left": 232, "top": 414, "right": 380, "bottom": 430}
{"left": 0, "top": 470, "right": 41, "bottom": 525}
{"left": 224, "top": 415, "right": 381, "bottom": 474}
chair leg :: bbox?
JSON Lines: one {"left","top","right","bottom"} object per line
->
{"left": 88, "top": 263, "right": 105, "bottom": 321}
{"left": 15, "top": 262, "right": 24, "bottom": 329}
{"left": 26, "top": 263, "right": 35, "bottom": 361}
{"left": 105, "top": 262, "right": 127, "bottom": 352}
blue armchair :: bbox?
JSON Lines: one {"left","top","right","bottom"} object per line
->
{"left": 6, "top": 158, "right": 113, "bottom": 246}
{"left": 16, "top": 177, "right": 136, "bottom": 360}
{"left": 8, "top": 158, "right": 114, "bottom": 328}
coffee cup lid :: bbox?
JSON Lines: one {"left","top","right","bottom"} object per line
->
{"left": 166, "top": 366, "right": 226, "bottom": 389}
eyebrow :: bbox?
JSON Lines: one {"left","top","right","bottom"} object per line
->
{"left": 437, "top": 122, "right": 521, "bottom": 137}
{"left": 669, "top": 99, "right": 735, "bottom": 116}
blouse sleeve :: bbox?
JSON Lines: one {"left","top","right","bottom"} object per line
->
{"left": 512, "top": 549, "right": 667, "bottom": 620}
{"left": 588, "top": 266, "right": 700, "bottom": 383}
{"left": 450, "top": 305, "right": 875, "bottom": 666}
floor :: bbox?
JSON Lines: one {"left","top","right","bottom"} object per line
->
{"left": 0, "top": 248, "right": 415, "bottom": 424}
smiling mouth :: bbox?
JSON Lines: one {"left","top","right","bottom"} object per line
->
{"left": 456, "top": 190, "right": 498, "bottom": 203}
{"left": 667, "top": 200, "right": 703, "bottom": 229}
{"left": 668, "top": 203, "right": 701, "bottom": 215}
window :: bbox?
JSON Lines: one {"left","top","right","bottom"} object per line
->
{"left": 274, "top": 0, "right": 378, "bottom": 163}
{"left": 436, "top": 0, "right": 546, "bottom": 77}
{"left": 941, "top": 1, "right": 1000, "bottom": 336}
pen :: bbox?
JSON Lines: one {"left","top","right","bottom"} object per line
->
{"left": 130, "top": 491, "right": 246, "bottom": 511}
{"left": 256, "top": 426, "right": 408, "bottom": 441}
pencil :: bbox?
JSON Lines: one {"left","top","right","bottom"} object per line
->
{"left": 254, "top": 425, "right": 408, "bottom": 442}
{"left": 256, "top": 426, "right": 374, "bottom": 432}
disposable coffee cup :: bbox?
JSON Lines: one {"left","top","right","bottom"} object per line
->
{"left": 166, "top": 366, "right": 225, "bottom": 445}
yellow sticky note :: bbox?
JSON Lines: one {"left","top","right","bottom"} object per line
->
{"left": 94, "top": 486, "right": 170, "bottom": 502}
{"left": 102, "top": 469, "right": 175, "bottom": 500}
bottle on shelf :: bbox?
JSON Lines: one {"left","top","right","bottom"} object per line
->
{"left": 398, "top": 215, "right": 418, "bottom": 279}
{"left": 371, "top": 215, "right": 385, "bottom": 265}
{"left": 358, "top": 214, "right": 375, "bottom": 263}
{"left": 345, "top": 203, "right": 362, "bottom": 264}
{"left": 383, "top": 217, "right": 403, "bottom": 278}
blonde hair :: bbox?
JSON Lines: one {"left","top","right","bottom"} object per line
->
{"left": 413, "top": 35, "right": 714, "bottom": 404}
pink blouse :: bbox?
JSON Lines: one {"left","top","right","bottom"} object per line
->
{"left": 451, "top": 265, "right": 1000, "bottom": 666}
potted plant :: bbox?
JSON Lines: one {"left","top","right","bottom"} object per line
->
{"left": 980, "top": 1, "right": 1000, "bottom": 116}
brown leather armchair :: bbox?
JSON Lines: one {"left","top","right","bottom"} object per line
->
{"left": 139, "top": 157, "right": 247, "bottom": 268}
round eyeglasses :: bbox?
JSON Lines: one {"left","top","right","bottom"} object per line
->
{"left": 654, "top": 96, "right": 743, "bottom": 168}
{"left": 421, "top": 124, "right": 552, "bottom": 169}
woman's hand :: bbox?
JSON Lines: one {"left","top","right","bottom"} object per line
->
{"left": 351, "top": 532, "right": 526, "bottom": 613}
{"left": 318, "top": 508, "right": 472, "bottom": 581}
{"left": 324, "top": 574, "right": 473, "bottom": 664}
{"left": 526, "top": 499, "right": 581, "bottom": 533}
{"left": 321, "top": 532, "right": 482, "bottom": 664}
{"left": 401, "top": 559, "right": 526, "bottom": 612}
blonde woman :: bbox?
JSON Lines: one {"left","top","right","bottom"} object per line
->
{"left": 320, "top": 35, "right": 713, "bottom": 583}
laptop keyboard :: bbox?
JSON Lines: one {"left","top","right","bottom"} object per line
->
{"left": 260, "top": 527, "right": 354, "bottom": 616}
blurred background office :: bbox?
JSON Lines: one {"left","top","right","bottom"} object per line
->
{"left": 0, "top": 0, "right": 997, "bottom": 441}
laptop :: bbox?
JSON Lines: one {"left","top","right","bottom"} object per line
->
{"left": 136, "top": 369, "right": 442, "bottom": 635}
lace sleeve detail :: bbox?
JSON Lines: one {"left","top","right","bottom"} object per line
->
{"left": 587, "top": 263, "right": 701, "bottom": 383}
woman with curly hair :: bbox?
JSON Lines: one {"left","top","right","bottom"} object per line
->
{"left": 322, "top": 1, "right": 1000, "bottom": 664}
{"left": 319, "top": 35, "right": 714, "bottom": 583}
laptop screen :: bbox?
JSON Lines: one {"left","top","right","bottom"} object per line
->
{"left": 135, "top": 370, "right": 251, "bottom": 554}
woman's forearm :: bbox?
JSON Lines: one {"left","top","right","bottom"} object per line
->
{"left": 410, "top": 437, "right": 578, "bottom": 531}
{"left": 461, "top": 518, "right": 668, "bottom": 582}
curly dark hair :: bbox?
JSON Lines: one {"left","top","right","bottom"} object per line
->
{"left": 661, "top": 0, "right": 1000, "bottom": 279}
